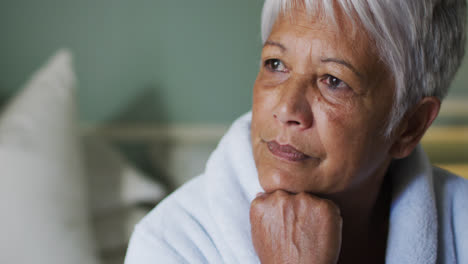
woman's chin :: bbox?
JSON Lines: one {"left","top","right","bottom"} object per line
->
{"left": 259, "top": 171, "right": 330, "bottom": 194}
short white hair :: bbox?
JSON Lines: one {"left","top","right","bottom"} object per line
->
{"left": 261, "top": 0, "right": 466, "bottom": 136}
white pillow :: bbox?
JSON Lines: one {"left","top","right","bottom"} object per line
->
{"left": 83, "top": 136, "right": 166, "bottom": 253}
{"left": 0, "top": 50, "right": 99, "bottom": 264}
{"left": 84, "top": 137, "right": 166, "bottom": 214}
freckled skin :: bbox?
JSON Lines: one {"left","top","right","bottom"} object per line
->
{"left": 249, "top": 8, "right": 399, "bottom": 264}
{"left": 251, "top": 10, "right": 395, "bottom": 196}
{"left": 249, "top": 4, "right": 442, "bottom": 263}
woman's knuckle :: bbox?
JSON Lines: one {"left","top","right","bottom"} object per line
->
{"left": 313, "top": 199, "right": 337, "bottom": 216}
{"left": 294, "top": 194, "right": 309, "bottom": 212}
{"left": 274, "top": 189, "right": 289, "bottom": 198}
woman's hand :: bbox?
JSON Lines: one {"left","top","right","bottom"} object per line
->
{"left": 250, "top": 190, "right": 342, "bottom": 264}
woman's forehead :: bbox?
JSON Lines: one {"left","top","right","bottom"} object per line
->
{"left": 269, "top": 10, "right": 382, "bottom": 76}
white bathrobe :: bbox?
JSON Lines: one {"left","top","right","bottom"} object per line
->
{"left": 125, "top": 112, "right": 468, "bottom": 264}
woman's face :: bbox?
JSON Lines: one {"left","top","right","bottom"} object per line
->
{"left": 251, "top": 10, "right": 396, "bottom": 195}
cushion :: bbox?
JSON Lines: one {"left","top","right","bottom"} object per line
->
{"left": 84, "top": 136, "right": 166, "bottom": 254}
{"left": 84, "top": 137, "right": 166, "bottom": 213}
{"left": 0, "top": 50, "right": 99, "bottom": 264}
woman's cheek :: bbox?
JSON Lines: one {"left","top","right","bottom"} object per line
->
{"left": 317, "top": 86, "right": 356, "bottom": 110}
{"left": 312, "top": 94, "right": 358, "bottom": 135}
{"left": 312, "top": 88, "right": 360, "bottom": 125}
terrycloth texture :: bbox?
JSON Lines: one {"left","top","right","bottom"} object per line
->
{"left": 125, "top": 112, "right": 468, "bottom": 264}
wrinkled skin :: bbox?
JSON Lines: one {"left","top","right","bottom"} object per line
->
{"left": 250, "top": 191, "right": 342, "bottom": 264}
{"left": 249, "top": 6, "right": 440, "bottom": 264}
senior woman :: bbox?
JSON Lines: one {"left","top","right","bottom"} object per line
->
{"left": 125, "top": 0, "right": 468, "bottom": 263}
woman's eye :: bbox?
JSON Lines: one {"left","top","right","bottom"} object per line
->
{"left": 321, "top": 75, "right": 349, "bottom": 90}
{"left": 264, "top": 59, "right": 287, "bottom": 72}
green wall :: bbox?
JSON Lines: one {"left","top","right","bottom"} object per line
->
{"left": 0, "top": 0, "right": 466, "bottom": 124}
{"left": 0, "top": 0, "right": 264, "bottom": 124}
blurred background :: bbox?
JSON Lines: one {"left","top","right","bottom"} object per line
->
{"left": 0, "top": 0, "right": 267, "bottom": 186}
{"left": 0, "top": 0, "right": 262, "bottom": 124}
{"left": 0, "top": 0, "right": 466, "bottom": 263}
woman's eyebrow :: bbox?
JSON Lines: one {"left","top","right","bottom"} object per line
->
{"left": 320, "top": 57, "right": 363, "bottom": 79}
{"left": 264, "top": 40, "right": 286, "bottom": 52}
{"left": 263, "top": 41, "right": 363, "bottom": 79}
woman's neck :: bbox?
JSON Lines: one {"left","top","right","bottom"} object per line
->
{"left": 326, "top": 160, "right": 393, "bottom": 264}
{"left": 339, "top": 175, "right": 392, "bottom": 264}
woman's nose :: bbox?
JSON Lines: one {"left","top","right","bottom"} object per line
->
{"left": 272, "top": 80, "right": 313, "bottom": 130}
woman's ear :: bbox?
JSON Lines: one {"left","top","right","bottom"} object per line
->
{"left": 389, "top": 97, "right": 441, "bottom": 159}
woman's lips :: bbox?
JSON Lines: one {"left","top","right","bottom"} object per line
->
{"left": 266, "top": 140, "right": 311, "bottom": 162}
